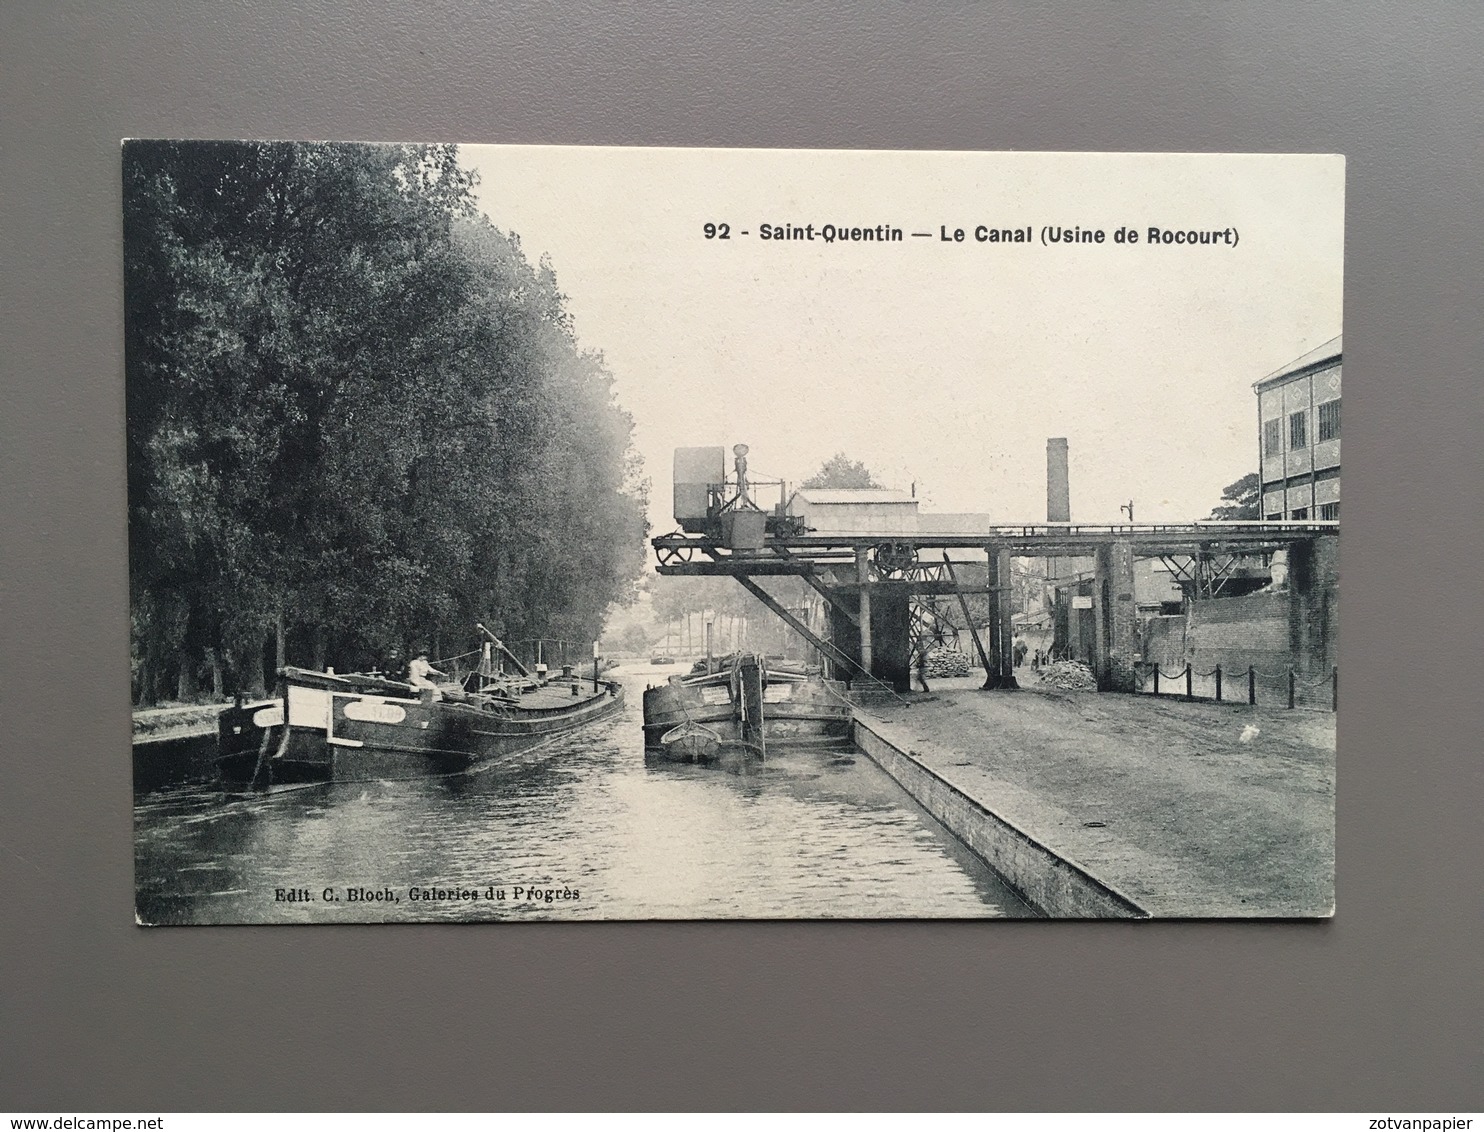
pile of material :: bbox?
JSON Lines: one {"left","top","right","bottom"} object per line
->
{"left": 1036, "top": 660, "right": 1097, "bottom": 691}
{"left": 924, "top": 647, "right": 975, "bottom": 678}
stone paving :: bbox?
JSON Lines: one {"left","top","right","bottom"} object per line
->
{"left": 857, "top": 671, "right": 1335, "bottom": 917}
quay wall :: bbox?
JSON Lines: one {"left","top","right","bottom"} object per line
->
{"left": 1141, "top": 615, "right": 1187, "bottom": 670}
{"left": 1143, "top": 590, "right": 1290, "bottom": 673}
{"left": 1288, "top": 535, "right": 1340, "bottom": 680}
{"left": 852, "top": 718, "right": 1148, "bottom": 919}
{"left": 1139, "top": 537, "right": 1337, "bottom": 708}
{"left": 133, "top": 732, "right": 218, "bottom": 791}
{"left": 133, "top": 702, "right": 233, "bottom": 791}
{"left": 1188, "top": 590, "right": 1291, "bottom": 673}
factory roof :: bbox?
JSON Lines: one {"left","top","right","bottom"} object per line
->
{"left": 914, "top": 513, "right": 998, "bottom": 534}
{"left": 793, "top": 488, "right": 917, "bottom": 505}
{"left": 1253, "top": 334, "right": 1342, "bottom": 389}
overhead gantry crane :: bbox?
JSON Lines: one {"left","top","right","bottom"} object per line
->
{"left": 652, "top": 445, "right": 1339, "bottom": 693}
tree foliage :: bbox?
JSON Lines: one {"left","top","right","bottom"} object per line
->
{"left": 1208, "top": 472, "right": 1261, "bottom": 521}
{"left": 801, "top": 452, "right": 881, "bottom": 490}
{"left": 646, "top": 572, "right": 808, "bottom": 656}
{"left": 125, "top": 141, "right": 647, "bottom": 702}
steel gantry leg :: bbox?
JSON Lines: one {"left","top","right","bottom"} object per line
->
{"left": 996, "top": 546, "right": 1019, "bottom": 689}
{"left": 981, "top": 545, "right": 1014, "bottom": 689}
{"left": 943, "top": 556, "right": 995, "bottom": 688}
{"left": 733, "top": 576, "right": 861, "bottom": 680}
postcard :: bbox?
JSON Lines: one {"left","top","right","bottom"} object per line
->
{"left": 128, "top": 143, "right": 1341, "bottom": 922}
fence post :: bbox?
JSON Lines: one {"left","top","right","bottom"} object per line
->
{"left": 1248, "top": 666, "right": 1256, "bottom": 706}
{"left": 1153, "top": 666, "right": 1160, "bottom": 696}
{"left": 1332, "top": 666, "right": 1338, "bottom": 712}
{"left": 1185, "top": 665, "right": 1193, "bottom": 701}
{"left": 1215, "top": 664, "right": 1222, "bottom": 703}
{"left": 1288, "top": 668, "right": 1296, "bottom": 710}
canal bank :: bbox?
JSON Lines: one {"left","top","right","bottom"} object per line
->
{"left": 851, "top": 674, "right": 1335, "bottom": 918}
{"left": 132, "top": 703, "right": 235, "bottom": 791}
{"left": 134, "top": 701, "right": 229, "bottom": 743}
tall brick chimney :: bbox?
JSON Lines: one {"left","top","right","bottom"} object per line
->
{"left": 1047, "top": 438, "right": 1070, "bottom": 523}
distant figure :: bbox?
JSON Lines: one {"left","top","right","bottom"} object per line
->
{"left": 407, "top": 649, "right": 445, "bottom": 691}
{"left": 915, "top": 645, "right": 932, "bottom": 693}
{"left": 1013, "top": 635, "right": 1028, "bottom": 668}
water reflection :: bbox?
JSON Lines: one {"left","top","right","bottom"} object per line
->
{"left": 135, "top": 664, "right": 1035, "bottom": 923}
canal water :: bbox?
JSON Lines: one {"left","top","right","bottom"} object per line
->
{"left": 134, "top": 663, "right": 1034, "bottom": 923}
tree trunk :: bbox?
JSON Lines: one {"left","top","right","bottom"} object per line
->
{"left": 248, "top": 632, "right": 267, "bottom": 698}
{"left": 275, "top": 608, "right": 286, "bottom": 671}
{"left": 176, "top": 647, "right": 196, "bottom": 701}
{"left": 209, "top": 647, "right": 224, "bottom": 698}
{"left": 312, "top": 625, "right": 327, "bottom": 671}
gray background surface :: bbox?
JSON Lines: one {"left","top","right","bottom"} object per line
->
{"left": 2, "top": 0, "right": 1480, "bottom": 1110}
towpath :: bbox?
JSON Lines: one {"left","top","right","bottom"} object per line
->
{"left": 854, "top": 672, "right": 1335, "bottom": 917}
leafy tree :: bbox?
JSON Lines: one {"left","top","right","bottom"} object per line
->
{"left": 1208, "top": 473, "right": 1261, "bottom": 521}
{"left": 647, "top": 571, "right": 815, "bottom": 658}
{"left": 124, "top": 141, "right": 647, "bottom": 703}
{"left": 601, "top": 622, "right": 653, "bottom": 655}
{"left": 801, "top": 452, "right": 881, "bottom": 490}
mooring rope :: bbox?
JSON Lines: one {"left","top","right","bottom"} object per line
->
{"left": 431, "top": 648, "right": 480, "bottom": 667}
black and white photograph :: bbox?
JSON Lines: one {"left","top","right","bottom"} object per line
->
{"left": 127, "top": 142, "right": 1342, "bottom": 923}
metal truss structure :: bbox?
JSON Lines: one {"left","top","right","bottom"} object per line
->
{"left": 652, "top": 519, "right": 1340, "bottom": 691}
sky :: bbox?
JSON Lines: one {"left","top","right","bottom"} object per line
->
{"left": 463, "top": 147, "right": 1343, "bottom": 538}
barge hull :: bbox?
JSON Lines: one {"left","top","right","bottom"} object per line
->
{"left": 641, "top": 677, "right": 851, "bottom": 761}
{"left": 217, "top": 680, "right": 623, "bottom": 788}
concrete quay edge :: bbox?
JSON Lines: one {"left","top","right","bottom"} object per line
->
{"left": 852, "top": 716, "right": 1150, "bottom": 919}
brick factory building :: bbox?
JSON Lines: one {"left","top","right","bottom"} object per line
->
{"left": 1256, "top": 335, "right": 1341, "bottom": 521}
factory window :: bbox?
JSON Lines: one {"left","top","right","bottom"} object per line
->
{"left": 1263, "top": 417, "right": 1282, "bottom": 456}
{"left": 1319, "top": 502, "right": 1340, "bottom": 520}
{"left": 1290, "top": 507, "right": 1309, "bottom": 520}
{"left": 1289, "top": 410, "right": 1307, "bottom": 449}
{"left": 1318, "top": 398, "right": 1341, "bottom": 441}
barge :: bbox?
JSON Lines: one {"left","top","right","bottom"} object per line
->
{"left": 216, "top": 630, "right": 623, "bottom": 789}
{"left": 641, "top": 653, "right": 852, "bottom": 762}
